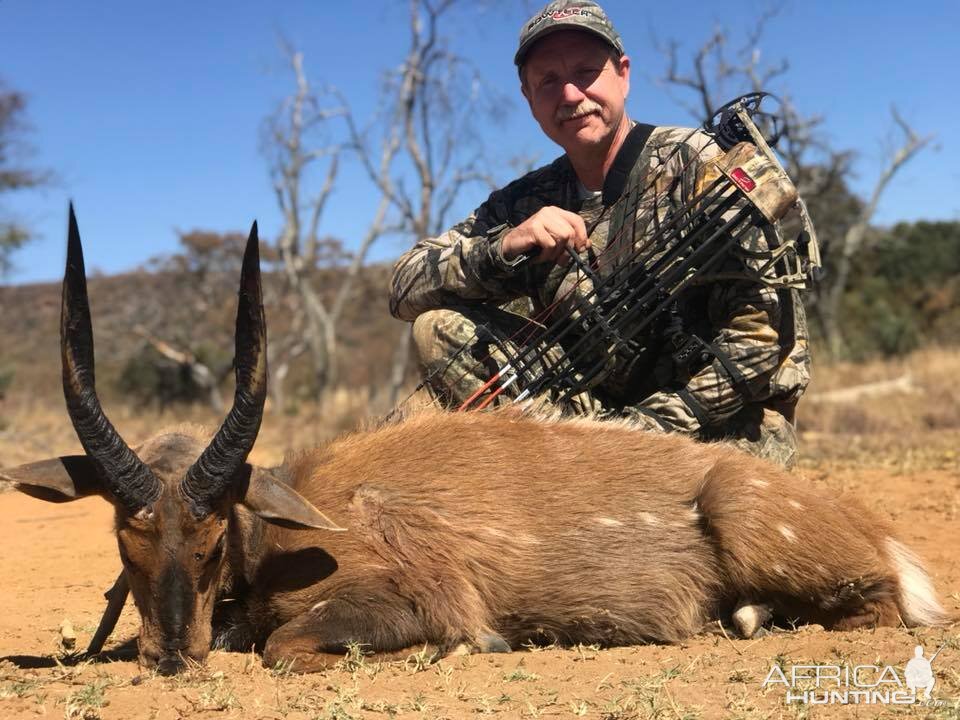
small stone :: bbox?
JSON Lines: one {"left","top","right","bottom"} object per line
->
{"left": 59, "top": 619, "right": 77, "bottom": 650}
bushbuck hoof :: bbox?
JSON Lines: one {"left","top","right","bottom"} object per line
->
{"left": 732, "top": 600, "right": 773, "bottom": 638}
{"left": 450, "top": 630, "right": 512, "bottom": 656}
{"left": 477, "top": 631, "right": 512, "bottom": 653}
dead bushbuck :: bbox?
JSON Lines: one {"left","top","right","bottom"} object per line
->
{"left": 1, "top": 207, "right": 946, "bottom": 674}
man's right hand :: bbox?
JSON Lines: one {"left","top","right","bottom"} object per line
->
{"left": 501, "top": 207, "right": 589, "bottom": 264}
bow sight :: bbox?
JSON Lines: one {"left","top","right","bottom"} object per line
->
{"left": 706, "top": 91, "right": 784, "bottom": 151}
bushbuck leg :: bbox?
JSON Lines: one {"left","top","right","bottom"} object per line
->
{"left": 695, "top": 457, "right": 904, "bottom": 632}
{"left": 86, "top": 570, "right": 129, "bottom": 655}
{"left": 262, "top": 580, "right": 516, "bottom": 672}
{"left": 817, "top": 579, "right": 902, "bottom": 630}
{"left": 261, "top": 587, "right": 434, "bottom": 672}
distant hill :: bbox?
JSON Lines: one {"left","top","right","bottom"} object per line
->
{"left": 0, "top": 263, "right": 410, "bottom": 406}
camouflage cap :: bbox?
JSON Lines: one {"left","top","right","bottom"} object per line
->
{"left": 514, "top": 0, "right": 624, "bottom": 68}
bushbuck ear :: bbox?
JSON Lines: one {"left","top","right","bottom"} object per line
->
{"left": 0, "top": 455, "right": 104, "bottom": 503}
{"left": 240, "top": 466, "right": 345, "bottom": 531}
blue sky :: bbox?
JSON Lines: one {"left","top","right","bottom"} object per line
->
{"left": 1, "top": 0, "right": 957, "bottom": 284}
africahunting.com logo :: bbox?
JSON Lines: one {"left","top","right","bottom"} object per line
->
{"left": 762, "top": 644, "right": 945, "bottom": 705}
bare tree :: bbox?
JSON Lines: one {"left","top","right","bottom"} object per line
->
{"left": 656, "top": 9, "right": 933, "bottom": 356}
{"left": 818, "top": 109, "right": 934, "bottom": 355}
{"left": 346, "top": 0, "right": 504, "bottom": 405}
{"left": 658, "top": 7, "right": 853, "bottom": 215}
{"left": 264, "top": 0, "right": 503, "bottom": 409}
{"left": 0, "top": 79, "right": 50, "bottom": 276}
{"left": 263, "top": 47, "right": 353, "bottom": 403}
{"left": 122, "top": 230, "right": 251, "bottom": 411}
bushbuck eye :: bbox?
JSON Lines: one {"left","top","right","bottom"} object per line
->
{"left": 202, "top": 537, "right": 225, "bottom": 565}
{"left": 118, "top": 541, "right": 142, "bottom": 572}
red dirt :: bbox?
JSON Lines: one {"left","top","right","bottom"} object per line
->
{"left": 1, "top": 451, "right": 957, "bottom": 719}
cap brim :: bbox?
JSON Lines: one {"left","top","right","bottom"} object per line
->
{"left": 514, "top": 24, "right": 620, "bottom": 67}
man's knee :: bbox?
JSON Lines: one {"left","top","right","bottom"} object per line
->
{"left": 718, "top": 408, "right": 798, "bottom": 469}
{"left": 412, "top": 309, "right": 475, "bottom": 366}
{"left": 761, "top": 409, "right": 799, "bottom": 468}
{"left": 751, "top": 409, "right": 799, "bottom": 468}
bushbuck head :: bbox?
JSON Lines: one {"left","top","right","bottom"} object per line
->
{"left": 1, "top": 206, "right": 340, "bottom": 674}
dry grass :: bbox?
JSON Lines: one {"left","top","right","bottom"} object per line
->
{"left": 3, "top": 638, "right": 956, "bottom": 720}
{"left": 804, "top": 346, "right": 960, "bottom": 430}
{"left": 3, "top": 346, "right": 958, "bottom": 475}
{"left": 799, "top": 346, "right": 960, "bottom": 470}
{"left": 0, "top": 385, "right": 382, "bottom": 470}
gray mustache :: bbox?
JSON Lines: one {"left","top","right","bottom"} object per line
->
{"left": 555, "top": 100, "right": 602, "bottom": 123}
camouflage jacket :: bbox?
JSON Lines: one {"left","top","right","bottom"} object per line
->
{"left": 389, "top": 126, "right": 811, "bottom": 433}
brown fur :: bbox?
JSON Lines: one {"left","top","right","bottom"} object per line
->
{"left": 4, "top": 408, "right": 946, "bottom": 673}
{"left": 216, "top": 408, "right": 944, "bottom": 670}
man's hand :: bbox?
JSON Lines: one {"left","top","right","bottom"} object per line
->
{"left": 501, "top": 207, "right": 589, "bottom": 264}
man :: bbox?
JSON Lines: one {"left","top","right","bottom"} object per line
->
{"left": 389, "top": 0, "right": 811, "bottom": 468}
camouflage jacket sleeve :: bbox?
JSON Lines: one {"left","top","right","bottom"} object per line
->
{"left": 620, "top": 129, "right": 786, "bottom": 433}
{"left": 389, "top": 157, "right": 579, "bottom": 322}
{"left": 388, "top": 214, "right": 520, "bottom": 322}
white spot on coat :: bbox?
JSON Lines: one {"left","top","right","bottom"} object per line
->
{"left": 482, "top": 527, "right": 540, "bottom": 545}
{"left": 779, "top": 525, "right": 797, "bottom": 543}
{"left": 594, "top": 517, "right": 623, "bottom": 527}
{"left": 788, "top": 500, "right": 803, "bottom": 510}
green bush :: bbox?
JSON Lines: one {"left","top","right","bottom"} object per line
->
{"left": 832, "top": 220, "right": 960, "bottom": 359}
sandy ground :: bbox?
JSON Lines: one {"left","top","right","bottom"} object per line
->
{"left": 0, "top": 422, "right": 958, "bottom": 719}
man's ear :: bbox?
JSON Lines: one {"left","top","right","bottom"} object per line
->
{"left": 0, "top": 456, "right": 105, "bottom": 503}
{"left": 238, "top": 465, "right": 345, "bottom": 532}
{"left": 520, "top": 70, "right": 533, "bottom": 108}
{"left": 617, "top": 54, "right": 630, "bottom": 98}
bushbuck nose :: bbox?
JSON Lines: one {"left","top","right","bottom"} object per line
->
{"left": 157, "top": 654, "right": 185, "bottom": 676}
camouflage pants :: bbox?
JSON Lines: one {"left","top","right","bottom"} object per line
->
{"left": 412, "top": 306, "right": 798, "bottom": 468}
{"left": 700, "top": 405, "right": 799, "bottom": 469}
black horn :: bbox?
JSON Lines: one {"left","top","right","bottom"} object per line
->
{"left": 61, "top": 204, "right": 161, "bottom": 511}
{"left": 181, "top": 222, "right": 267, "bottom": 517}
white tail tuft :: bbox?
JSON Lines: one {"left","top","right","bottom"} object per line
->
{"left": 885, "top": 538, "right": 947, "bottom": 626}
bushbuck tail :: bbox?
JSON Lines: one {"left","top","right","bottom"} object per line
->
{"left": 1, "top": 206, "right": 946, "bottom": 674}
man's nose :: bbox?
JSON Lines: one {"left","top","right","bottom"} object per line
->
{"left": 559, "top": 80, "right": 587, "bottom": 104}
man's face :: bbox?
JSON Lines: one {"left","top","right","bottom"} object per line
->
{"left": 521, "top": 30, "right": 630, "bottom": 155}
